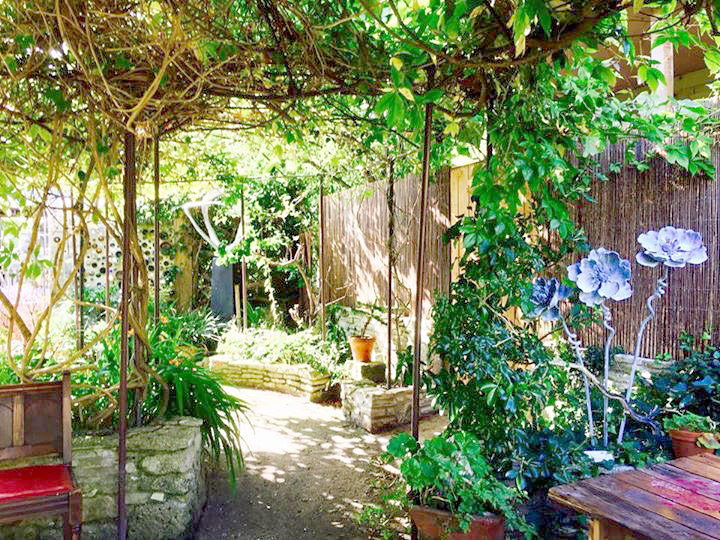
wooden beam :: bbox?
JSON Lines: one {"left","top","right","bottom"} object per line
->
{"left": 651, "top": 39, "right": 674, "bottom": 100}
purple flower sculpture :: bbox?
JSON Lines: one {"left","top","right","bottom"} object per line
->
{"left": 636, "top": 226, "right": 708, "bottom": 268}
{"left": 568, "top": 248, "right": 632, "bottom": 306}
{"left": 528, "top": 278, "right": 571, "bottom": 321}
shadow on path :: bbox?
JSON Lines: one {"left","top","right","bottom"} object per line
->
{"left": 195, "top": 386, "right": 446, "bottom": 540}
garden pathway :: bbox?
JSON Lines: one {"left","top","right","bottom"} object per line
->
{"left": 195, "top": 386, "right": 446, "bottom": 540}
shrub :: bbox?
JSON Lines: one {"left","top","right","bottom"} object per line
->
{"left": 653, "top": 333, "right": 720, "bottom": 419}
{"left": 216, "top": 325, "right": 345, "bottom": 379}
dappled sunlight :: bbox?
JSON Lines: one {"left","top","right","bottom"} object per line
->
{"left": 197, "top": 385, "right": 446, "bottom": 539}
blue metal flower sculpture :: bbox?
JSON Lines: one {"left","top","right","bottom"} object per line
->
{"left": 567, "top": 248, "right": 632, "bottom": 306}
{"left": 528, "top": 278, "right": 571, "bottom": 321}
{"left": 636, "top": 226, "right": 708, "bottom": 268}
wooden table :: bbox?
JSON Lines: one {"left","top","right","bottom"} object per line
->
{"left": 548, "top": 453, "right": 720, "bottom": 540}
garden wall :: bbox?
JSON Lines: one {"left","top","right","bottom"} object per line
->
{"left": 207, "top": 354, "right": 333, "bottom": 402}
{"left": 341, "top": 383, "right": 435, "bottom": 432}
{"left": 0, "top": 417, "right": 206, "bottom": 540}
{"left": 576, "top": 140, "right": 720, "bottom": 358}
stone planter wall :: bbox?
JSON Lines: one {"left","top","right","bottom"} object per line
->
{"left": 341, "top": 382, "right": 435, "bottom": 433}
{"left": 608, "top": 353, "right": 674, "bottom": 388}
{"left": 207, "top": 355, "right": 334, "bottom": 402}
{"left": 0, "top": 417, "right": 206, "bottom": 540}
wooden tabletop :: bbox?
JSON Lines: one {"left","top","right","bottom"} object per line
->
{"left": 548, "top": 453, "right": 720, "bottom": 540}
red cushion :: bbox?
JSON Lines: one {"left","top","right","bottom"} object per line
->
{"left": 0, "top": 465, "right": 74, "bottom": 503}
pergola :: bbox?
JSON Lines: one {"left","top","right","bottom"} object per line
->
{"left": 1, "top": 1, "right": 713, "bottom": 538}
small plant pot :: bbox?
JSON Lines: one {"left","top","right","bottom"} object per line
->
{"left": 348, "top": 336, "right": 375, "bottom": 363}
{"left": 668, "top": 429, "right": 716, "bottom": 458}
{"left": 409, "top": 505, "right": 504, "bottom": 540}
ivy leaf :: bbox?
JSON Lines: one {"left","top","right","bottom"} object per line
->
{"left": 705, "top": 49, "right": 720, "bottom": 74}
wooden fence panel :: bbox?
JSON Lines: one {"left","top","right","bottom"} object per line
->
{"left": 575, "top": 141, "right": 720, "bottom": 358}
{"left": 323, "top": 169, "right": 451, "bottom": 315}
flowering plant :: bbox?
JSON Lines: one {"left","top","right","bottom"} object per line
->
{"left": 527, "top": 226, "right": 708, "bottom": 448}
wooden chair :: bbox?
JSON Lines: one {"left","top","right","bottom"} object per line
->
{"left": 0, "top": 372, "right": 81, "bottom": 539}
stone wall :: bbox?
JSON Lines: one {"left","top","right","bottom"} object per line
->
{"left": 0, "top": 417, "right": 206, "bottom": 540}
{"left": 609, "top": 353, "right": 674, "bottom": 388}
{"left": 207, "top": 355, "right": 334, "bottom": 402}
{"left": 341, "top": 383, "right": 435, "bottom": 433}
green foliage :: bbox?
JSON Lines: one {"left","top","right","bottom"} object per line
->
{"left": 354, "top": 468, "right": 411, "bottom": 540}
{"left": 663, "top": 413, "right": 717, "bottom": 434}
{"left": 385, "top": 431, "right": 534, "bottom": 538}
{"left": 326, "top": 304, "right": 351, "bottom": 363}
{"left": 216, "top": 326, "right": 345, "bottom": 379}
{"left": 429, "top": 276, "right": 593, "bottom": 489}
{"left": 155, "top": 353, "right": 248, "bottom": 485}
{"left": 72, "top": 308, "right": 247, "bottom": 486}
{"left": 653, "top": 333, "right": 720, "bottom": 419}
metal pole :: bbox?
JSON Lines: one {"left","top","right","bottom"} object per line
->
{"left": 118, "top": 131, "right": 135, "bottom": 540}
{"left": 410, "top": 100, "right": 433, "bottom": 540}
{"left": 70, "top": 193, "right": 82, "bottom": 350}
{"left": 387, "top": 160, "right": 395, "bottom": 390}
{"left": 241, "top": 183, "right": 248, "bottom": 330}
{"left": 105, "top": 200, "right": 111, "bottom": 322}
{"left": 319, "top": 176, "right": 326, "bottom": 339}
{"left": 153, "top": 136, "right": 160, "bottom": 325}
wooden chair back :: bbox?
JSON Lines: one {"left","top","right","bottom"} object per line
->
{"left": 0, "top": 373, "right": 71, "bottom": 464}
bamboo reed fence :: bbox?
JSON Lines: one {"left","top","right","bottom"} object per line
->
{"left": 575, "top": 140, "right": 720, "bottom": 359}
{"left": 323, "top": 169, "right": 451, "bottom": 316}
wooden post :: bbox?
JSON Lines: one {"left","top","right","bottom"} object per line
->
{"left": 319, "top": 176, "right": 326, "bottom": 340}
{"left": 410, "top": 98, "right": 434, "bottom": 540}
{"left": 153, "top": 136, "right": 160, "bottom": 325}
{"left": 651, "top": 39, "right": 674, "bottom": 100}
{"left": 118, "top": 131, "right": 135, "bottom": 540}
{"left": 241, "top": 184, "right": 248, "bottom": 330}
{"left": 387, "top": 160, "right": 395, "bottom": 390}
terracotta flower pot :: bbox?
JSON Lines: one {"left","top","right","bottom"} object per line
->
{"left": 668, "top": 429, "right": 716, "bottom": 458}
{"left": 348, "top": 336, "right": 375, "bottom": 363}
{"left": 409, "top": 505, "right": 504, "bottom": 540}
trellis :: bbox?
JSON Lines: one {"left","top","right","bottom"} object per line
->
{"left": 1, "top": 2, "right": 712, "bottom": 539}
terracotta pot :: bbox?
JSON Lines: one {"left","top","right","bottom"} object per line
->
{"left": 668, "top": 429, "right": 716, "bottom": 458}
{"left": 348, "top": 336, "right": 375, "bottom": 363}
{"left": 409, "top": 505, "right": 504, "bottom": 540}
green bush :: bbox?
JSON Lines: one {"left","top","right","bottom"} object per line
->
{"left": 216, "top": 325, "right": 345, "bottom": 378}
{"left": 386, "top": 431, "right": 534, "bottom": 538}
{"left": 72, "top": 307, "right": 247, "bottom": 486}
{"left": 653, "top": 333, "right": 720, "bottom": 419}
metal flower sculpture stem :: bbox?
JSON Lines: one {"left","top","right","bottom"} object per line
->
{"left": 559, "top": 317, "right": 596, "bottom": 447}
{"left": 616, "top": 266, "right": 668, "bottom": 444}
{"left": 601, "top": 303, "right": 616, "bottom": 448}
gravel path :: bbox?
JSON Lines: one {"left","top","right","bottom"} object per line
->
{"left": 195, "top": 386, "right": 446, "bottom": 540}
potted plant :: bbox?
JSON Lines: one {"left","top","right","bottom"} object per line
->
{"left": 663, "top": 413, "right": 720, "bottom": 458}
{"left": 348, "top": 304, "right": 378, "bottom": 363}
{"left": 385, "top": 431, "right": 534, "bottom": 540}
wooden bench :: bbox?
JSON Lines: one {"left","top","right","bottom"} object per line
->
{"left": 0, "top": 373, "right": 81, "bottom": 539}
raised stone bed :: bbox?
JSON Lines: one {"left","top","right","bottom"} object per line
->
{"left": 608, "top": 353, "right": 674, "bottom": 388}
{"left": 207, "top": 354, "right": 334, "bottom": 402}
{"left": 342, "top": 382, "right": 435, "bottom": 433}
{"left": 0, "top": 417, "right": 206, "bottom": 540}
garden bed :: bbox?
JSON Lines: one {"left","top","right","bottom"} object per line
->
{"left": 608, "top": 353, "right": 674, "bottom": 388}
{"left": 0, "top": 417, "right": 206, "bottom": 540}
{"left": 341, "top": 382, "right": 435, "bottom": 433}
{"left": 206, "top": 354, "right": 335, "bottom": 402}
